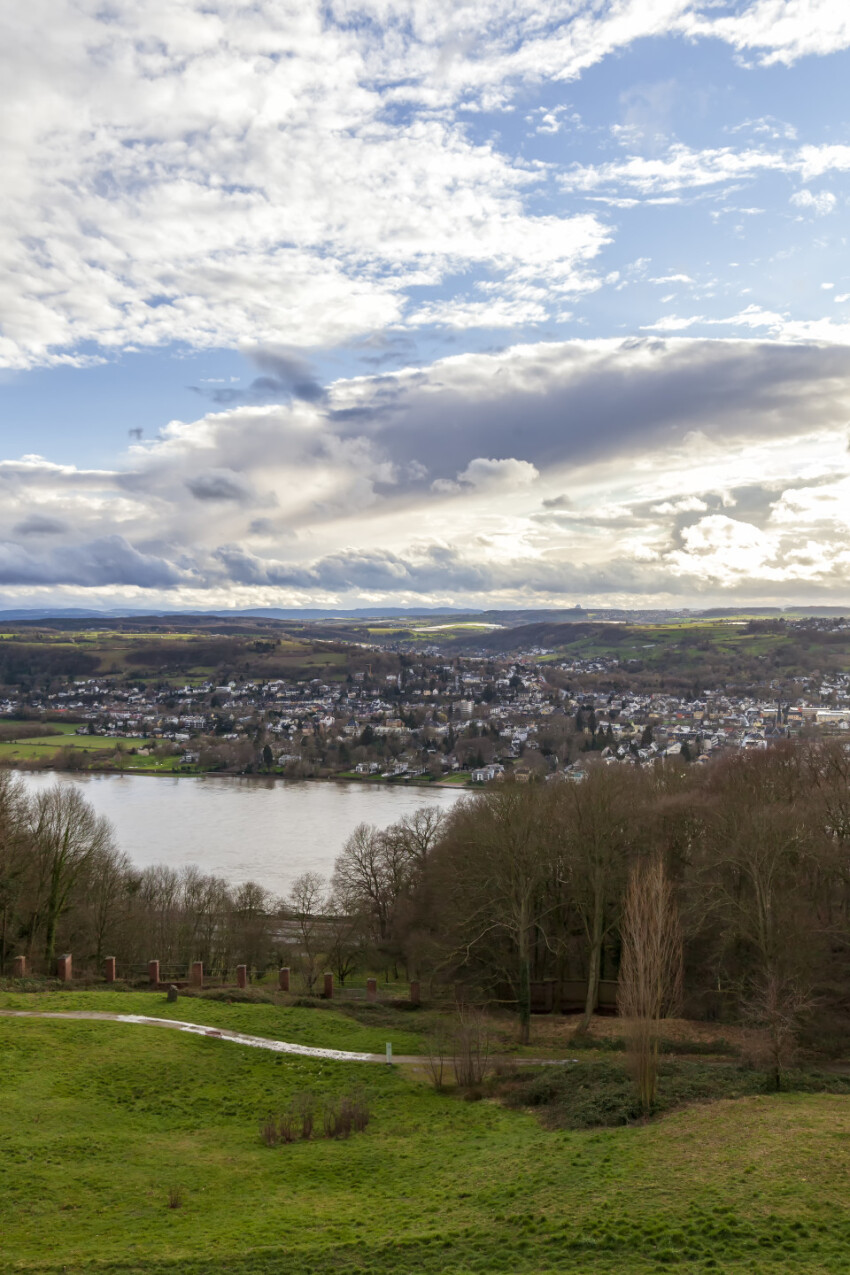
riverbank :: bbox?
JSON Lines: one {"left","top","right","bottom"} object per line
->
{"left": 0, "top": 754, "right": 475, "bottom": 789}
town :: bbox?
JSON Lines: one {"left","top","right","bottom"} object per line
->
{"left": 2, "top": 613, "right": 848, "bottom": 782}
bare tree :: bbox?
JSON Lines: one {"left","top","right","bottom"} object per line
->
{"left": 324, "top": 887, "right": 366, "bottom": 986}
{"left": 557, "top": 765, "right": 642, "bottom": 1034}
{"left": 429, "top": 784, "right": 560, "bottom": 1044}
{"left": 29, "top": 784, "right": 115, "bottom": 971}
{"left": 742, "top": 973, "right": 813, "bottom": 1092}
{"left": 332, "top": 821, "right": 424, "bottom": 973}
{"left": 391, "top": 806, "right": 445, "bottom": 872}
{"left": 83, "top": 843, "right": 132, "bottom": 965}
{"left": 617, "top": 855, "right": 682, "bottom": 1114}
{"left": 287, "top": 871, "right": 327, "bottom": 993}
{"left": 230, "top": 880, "right": 274, "bottom": 974}
{"left": 0, "top": 773, "right": 33, "bottom": 970}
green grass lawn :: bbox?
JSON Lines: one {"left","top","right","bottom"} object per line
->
{"left": 0, "top": 733, "right": 148, "bottom": 757}
{"left": 0, "top": 988, "right": 427, "bottom": 1055}
{"left": 0, "top": 733, "right": 188, "bottom": 772}
{"left": 0, "top": 995, "right": 848, "bottom": 1273}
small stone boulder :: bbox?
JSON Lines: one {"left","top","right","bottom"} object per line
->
{"left": 166, "top": 985, "right": 179, "bottom": 1003}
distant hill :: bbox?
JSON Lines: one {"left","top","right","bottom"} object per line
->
{"left": 0, "top": 606, "right": 473, "bottom": 623}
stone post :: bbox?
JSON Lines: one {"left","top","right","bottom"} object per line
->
{"left": 279, "top": 967, "right": 290, "bottom": 992}
{"left": 191, "top": 961, "right": 203, "bottom": 988}
{"left": 323, "top": 971, "right": 334, "bottom": 999}
{"left": 366, "top": 977, "right": 377, "bottom": 1002}
{"left": 104, "top": 956, "right": 116, "bottom": 983}
{"left": 410, "top": 980, "right": 421, "bottom": 1006}
{"left": 12, "top": 955, "right": 26, "bottom": 978}
{"left": 56, "top": 954, "right": 72, "bottom": 982}
{"left": 236, "top": 964, "right": 247, "bottom": 989}
{"left": 148, "top": 959, "right": 160, "bottom": 986}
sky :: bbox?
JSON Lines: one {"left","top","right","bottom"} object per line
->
{"left": 2, "top": 0, "right": 850, "bottom": 614}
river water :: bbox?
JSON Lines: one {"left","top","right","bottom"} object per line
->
{"left": 15, "top": 772, "right": 468, "bottom": 896}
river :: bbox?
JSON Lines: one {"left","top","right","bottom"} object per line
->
{"left": 15, "top": 772, "right": 469, "bottom": 895}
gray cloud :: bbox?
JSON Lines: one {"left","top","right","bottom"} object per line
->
{"left": 214, "top": 542, "right": 691, "bottom": 598}
{"left": 0, "top": 536, "right": 192, "bottom": 588}
{"left": 326, "top": 339, "right": 850, "bottom": 487}
{"left": 12, "top": 514, "right": 69, "bottom": 536}
{"left": 185, "top": 469, "right": 256, "bottom": 503}
{"left": 2, "top": 338, "right": 849, "bottom": 608}
{"left": 190, "top": 347, "right": 327, "bottom": 409}
{"left": 193, "top": 346, "right": 328, "bottom": 408}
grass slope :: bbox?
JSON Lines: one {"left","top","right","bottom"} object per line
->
{"left": 0, "top": 989, "right": 427, "bottom": 1055}
{"left": 1, "top": 999, "right": 849, "bottom": 1274}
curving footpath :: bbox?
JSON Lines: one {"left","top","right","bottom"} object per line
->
{"left": 0, "top": 1008, "right": 573, "bottom": 1066}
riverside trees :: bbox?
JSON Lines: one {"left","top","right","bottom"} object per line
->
{"left": 413, "top": 742, "right": 850, "bottom": 1051}
{"left": 2, "top": 743, "right": 849, "bottom": 1067}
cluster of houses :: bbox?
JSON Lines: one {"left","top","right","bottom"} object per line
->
{"left": 2, "top": 638, "right": 849, "bottom": 781}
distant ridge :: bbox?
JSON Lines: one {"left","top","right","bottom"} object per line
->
{"left": 0, "top": 604, "right": 845, "bottom": 625}
{"left": 0, "top": 606, "right": 475, "bottom": 622}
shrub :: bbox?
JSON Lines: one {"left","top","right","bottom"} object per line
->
{"left": 452, "top": 1011, "right": 490, "bottom": 1088}
{"left": 278, "top": 1110, "right": 298, "bottom": 1143}
{"left": 424, "top": 1027, "right": 450, "bottom": 1091}
{"left": 323, "top": 1088, "right": 371, "bottom": 1139}
{"left": 261, "top": 1088, "right": 370, "bottom": 1145}
{"left": 259, "top": 1116, "right": 279, "bottom": 1147}
{"left": 293, "top": 1091, "right": 315, "bottom": 1140}
{"left": 199, "top": 987, "right": 275, "bottom": 1005}
{"left": 497, "top": 1059, "right": 850, "bottom": 1130}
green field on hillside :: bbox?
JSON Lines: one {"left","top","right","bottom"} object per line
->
{"left": 1, "top": 992, "right": 848, "bottom": 1274}
{"left": 0, "top": 733, "right": 180, "bottom": 771}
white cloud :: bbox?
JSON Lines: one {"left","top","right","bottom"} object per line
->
{"left": 3, "top": 3, "right": 850, "bottom": 369}
{"left": 561, "top": 144, "right": 791, "bottom": 195}
{"left": 642, "top": 306, "right": 785, "bottom": 333}
{"left": 2, "top": 0, "right": 638, "bottom": 369}
{"left": 791, "top": 189, "right": 837, "bottom": 215}
{"left": 650, "top": 496, "right": 708, "bottom": 514}
{"left": 458, "top": 457, "right": 540, "bottom": 488}
{"left": 681, "top": 0, "right": 850, "bottom": 67}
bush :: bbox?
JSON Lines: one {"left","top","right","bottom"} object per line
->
{"left": 259, "top": 1116, "right": 279, "bottom": 1147}
{"left": 293, "top": 1091, "right": 315, "bottom": 1139}
{"left": 259, "top": 1088, "right": 370, "bottom": 1146}
{"left": 198, "top": 987, "right": 275, "bottom": 1005}
{"left": 660, "top": 1037, "right": 738, "bottom": 1057}
{"left": 452, "top": 1011, "right": 491, "bottom": 1088}
{"left": 497, "top": 1059, "right": 850, "bottom": 1130}
{"left": 323, "top": 1088, "right": 371, "bottom": 1139}
{"left": 568, "top": 1031, "right": 625, "bottom": 1052}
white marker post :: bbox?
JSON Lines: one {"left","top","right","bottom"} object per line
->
{"left": 386, "top": 1041, "right": 393, "bottom": 1066}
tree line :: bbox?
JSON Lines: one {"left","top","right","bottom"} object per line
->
{"left": 326, "top": 741, "right": 850, "bottom": 1051}
{"left": 2, "top": 743, "right": 849, "bottom": 1062}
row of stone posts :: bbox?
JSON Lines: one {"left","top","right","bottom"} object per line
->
{"left": 11, "top": 955, "right": 73, "bottom": 981}
{"left": 8, "top": 953, "right": 421, "bottom": 1002}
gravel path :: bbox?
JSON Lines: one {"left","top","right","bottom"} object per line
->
{"left": 0, "top": 1008, "right": 574, "bottom": 1066}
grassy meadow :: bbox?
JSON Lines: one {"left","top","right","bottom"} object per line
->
{"left": 1, "top": 989, "right": 849, "bottom": 1274}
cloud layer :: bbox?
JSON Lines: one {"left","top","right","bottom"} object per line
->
{"left": 2, "top": 337, "right": 849, "bottom": 607}
{"left": 3, "top": 1, "right": 850, "bottom": 608}
{"left": 3, "top": 1, "right": 850, "bottom": 368}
